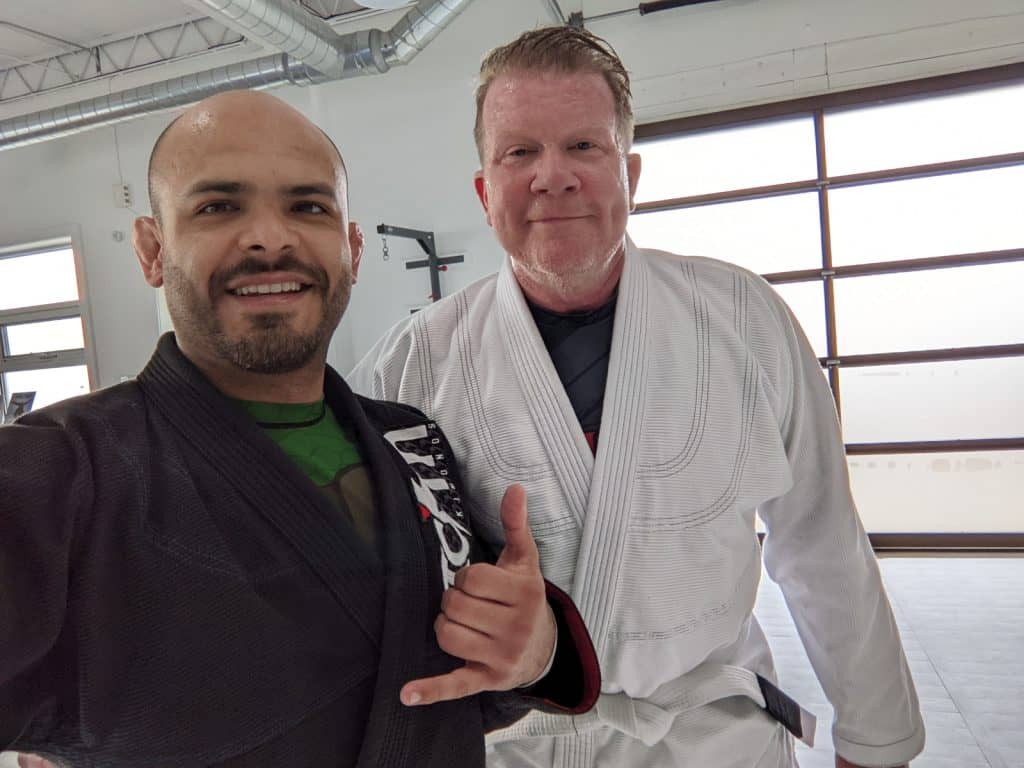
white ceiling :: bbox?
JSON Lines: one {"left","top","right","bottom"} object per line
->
{"left": 0, "top": 1, "right": 200, "bottom": 62}
{"left": 0, "top": 0, "right": 371, "bottom": 65}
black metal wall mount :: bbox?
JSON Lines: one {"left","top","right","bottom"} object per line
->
{"left": 376, "top": 223, "right": 464, "bottom": 302}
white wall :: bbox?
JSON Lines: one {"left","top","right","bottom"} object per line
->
{"left": 1, "top": 0, "right": 1022, "bottom": 384}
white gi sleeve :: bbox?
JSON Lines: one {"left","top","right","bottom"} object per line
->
{"left": 754, "top": 280, "right": 926, "bottom": 767}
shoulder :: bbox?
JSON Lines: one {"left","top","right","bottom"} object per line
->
{"left": 14, "top": 380, "right": 143, "bottom": 433}
{"left": 348, "top": 271, "right": 500, "bottom": 400}
{"left": 637, "top": 245, "right": 774, "bottom": 291}
{"left": 635, "top": 245, "right": 794, "bottom": 330}
{"left": 384, "top": 272, "right": 499, "bottom": 346}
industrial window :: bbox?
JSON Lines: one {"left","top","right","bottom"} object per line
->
{"left": 0, "top": 237, "right": 92, "bottom": 420}
{"left": 628, "top": 64, "right": 1024, "bottom": 548}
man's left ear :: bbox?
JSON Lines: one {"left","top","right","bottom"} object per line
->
{"left": 348, "top": 221, "right": 365, "bottom": 283}
{"left": 626, "top": 152, "right": 642, "bottom": 212}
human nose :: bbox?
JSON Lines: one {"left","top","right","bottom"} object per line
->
{"left": 529, "top": 149, "right": 581, "bottom": 195}
{"left": 236, "top": 206, "right": 296, "bottom": 255}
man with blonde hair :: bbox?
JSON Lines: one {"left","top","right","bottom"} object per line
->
{"left": 351, "top": 26, "right": 924, "bottom": 768}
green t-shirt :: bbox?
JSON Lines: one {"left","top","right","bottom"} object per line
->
{"left": 236, "top": 399, "right": 379, "bottom": 550}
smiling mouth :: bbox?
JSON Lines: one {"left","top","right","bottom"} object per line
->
{"left": 229, "top": 281, "right": 311, "bottom": 297}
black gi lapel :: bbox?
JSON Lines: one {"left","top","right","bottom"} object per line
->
{"left": 323, "top": 368, "right": 433, "bottom": 768}
{"left": 137, "top": 334, "right": 386, "bottom": 647}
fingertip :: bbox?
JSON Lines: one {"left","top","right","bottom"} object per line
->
{"left": 400, "top": 685, "right": 423, "bottom": 706}
{"left": 501, "top": 487, "right": 528, "bottom": 529}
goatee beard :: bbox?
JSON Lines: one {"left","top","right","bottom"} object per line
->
{"left": 214, "top": 310, "right": 331, "bottom": 374}
{"left": 163, "top": 256, "right": 350, "bottom": 375}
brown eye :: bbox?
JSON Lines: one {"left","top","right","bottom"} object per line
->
{"left": 198, "top": 202, "right": 235, "bottom": 215}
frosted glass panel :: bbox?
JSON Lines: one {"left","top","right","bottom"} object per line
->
{"left": 849, "top": 451, "right": 1024, "bottom": 533}
{"left": 3, "top": 365, "right": 90, "bottom": 411}
{"left": 0, "top": 248, "right": 79, "bottom": 310}
{"left": 6, "top": 317, "right": 84, "bottom": 356}
{"left": 634, "top": 117, "right": 817, "bottom": 202}
{"left": 829, "top": 166, "right": 1024, "bottom": 265}
{"left": 835, "top": 262, "right": 1024, "bottom": 355}
{"left": 840, "top": 358, "right": 1024, "bottom": 443}
{"left": 826, "top": 83, "right": 1024, "bottom": 176}
{"left": 627, "top": 192, "right": 822, "bottom": 274}
{"left": 773, "top": 280, "right": 827, "bottom": 358}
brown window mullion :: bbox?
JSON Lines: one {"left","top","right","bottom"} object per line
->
{"left": 814, "top": 109, "right": 842, "bottom": 415}
{"left": 818, "top": 343, "right": 1024, "bottom": 368}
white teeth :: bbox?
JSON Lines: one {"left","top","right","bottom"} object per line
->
{"left": 233, "top": 281, "right": 303, "bottom": 296}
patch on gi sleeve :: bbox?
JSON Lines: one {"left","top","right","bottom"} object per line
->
{"left": 383, "top": 422, "right": 472, "bottom": 589}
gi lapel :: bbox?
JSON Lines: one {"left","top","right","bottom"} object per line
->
{"left": 138, "top": 334, "right": 386, "bottom": 647}
{"left": 572, "top": 241, "right": 652, "bottom": 658}
{"left": 496, "top": 259, "right": 594, "bottom": 530}
{"left": 324, "top": 371, "right": 434, "bottom": 768}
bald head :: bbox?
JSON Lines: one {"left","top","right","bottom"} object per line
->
{"left": 146, "top": 90, "right": 347, "bottom": 223}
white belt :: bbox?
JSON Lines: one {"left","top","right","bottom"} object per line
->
{"left": 488, "top": 663, "right": 815, "bottom": 748}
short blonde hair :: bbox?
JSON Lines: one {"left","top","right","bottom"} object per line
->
{"left": 474, "top": 26, "right": 634, "bottom": 159}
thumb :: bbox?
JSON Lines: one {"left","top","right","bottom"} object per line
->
{"left": 496, "top": 484, "right": 539, "bottom": 569}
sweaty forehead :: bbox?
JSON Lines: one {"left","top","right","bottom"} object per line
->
{"left": 482, "top": 70, "right": 616, "bottom": 136}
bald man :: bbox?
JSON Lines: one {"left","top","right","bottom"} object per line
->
{"left": 0, "top": 91, "right": 598, "bottom": 768}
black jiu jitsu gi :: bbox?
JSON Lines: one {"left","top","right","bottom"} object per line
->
{"left": 0, "top": 333, "right": 599, "bottom": 767}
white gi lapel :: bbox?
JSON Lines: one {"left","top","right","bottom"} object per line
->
{"left": 572, "top": 239, "right": 651, "bottom": 657}
{"left": 496, "top": 259, "right": 593, "bottom": 529}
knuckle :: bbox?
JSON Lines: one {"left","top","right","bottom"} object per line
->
{"left": 436, "top": 620, "right": 455, "bottom": 646}
{"left": 453, "top": 677, "right": 473, "bottom": 699}
{"left": 525, "top": 579, "right": 545, "bottom": 602}
{"left": 460, "top": 565, "right": 485, "bottom": 594}
{"left": 444, "top": 589, "right": 468, "bottom": 618}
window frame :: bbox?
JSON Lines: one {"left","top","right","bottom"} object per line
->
{"left": 634, "top": 62, "right": 1024, "bottom": 551}
{"left": 0, "top": 229, "right": 97, "bottom": 413}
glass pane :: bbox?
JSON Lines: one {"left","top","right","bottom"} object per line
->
{"left": 829, "top": 166, "right": 1024, "bottom": 266}
{"left": 772, "top": 280, "right": 827, "bottom": 358}
{"left": 5, "top": 317, "right": 85, "bottom": 356}
{"left": 826, "top": 83, "right": 1024, "bottom": 176}
{"left": 627, "top": 192, "right": 822, "bottom": 274}
{"left": 634, "top": 117, "right": 817, "bottom": 202}
{"left": 849, "top": 451, "right": 1024, "bottom": 533}
{"left": 839, "top": 358, "right": 1024, "bottom": 443}
{"left": 0, "top": 248, "right": 79, "bottom": 311}
{"left": 835, "top": 262, "right": 1024, "bottom": 355}
{"left": 3, "top": 365, "right": 90, "bottom": 412}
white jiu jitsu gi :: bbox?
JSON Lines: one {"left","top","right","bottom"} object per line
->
{"left": 349, "top": 240, "right": 925, "bottom": 768}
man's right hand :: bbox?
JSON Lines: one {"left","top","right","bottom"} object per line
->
{"left": 400, "top": 484, "right": 556, "bottom": 706}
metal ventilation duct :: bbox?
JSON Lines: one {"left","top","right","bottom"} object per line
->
{"left": 0, "top": 0, "right": 470, "bottom": 151}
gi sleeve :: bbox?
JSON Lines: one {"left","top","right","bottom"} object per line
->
{"left": 0, "top": 419, "right": 90, "bottom": 749}
{"left": 754, "top": 280, "right": 925, "bottom": 766}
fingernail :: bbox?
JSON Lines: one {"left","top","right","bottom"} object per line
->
{"left": 405, "top": 691, "right": 422, "bottom": 706}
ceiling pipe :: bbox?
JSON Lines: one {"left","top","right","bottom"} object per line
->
{"left": 0, "top": 0, "right": 470, "bottom": 152}
{"left": 182, "top": 0, "right": 365, "bottom": 79}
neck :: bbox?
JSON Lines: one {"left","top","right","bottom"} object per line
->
{"left": 514, "top": 249, "right": 624, "bottom": 314}
{"left": 180, "top": 342, "right": 327, "bottom": 404}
